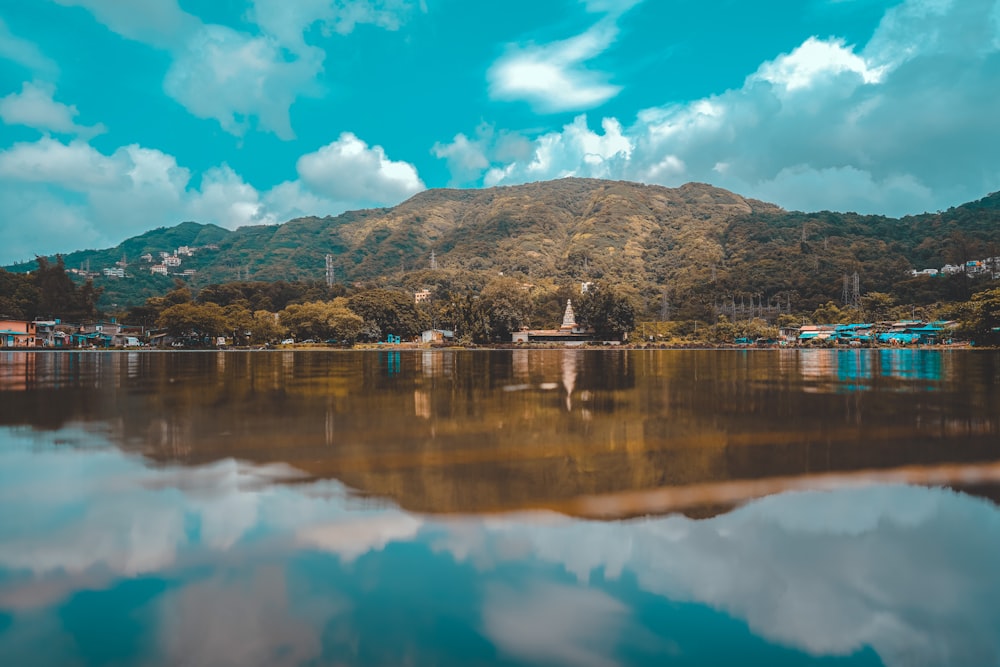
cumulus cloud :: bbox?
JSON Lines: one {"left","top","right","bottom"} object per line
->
{"left": 164, "top": 26, "right": 323, "bottom": 140}
{"left": 0, "top": 81, "right": 106, "bottom": 137}
{"left": 56, "top": 1, "right": 414, "bottom": 140}
{"left": 461, "top": 0, "right": 1000, "bottom": 215}
{"left": 297, "top": 132, "right": 425, "bottom": 204}
{"left": 0, "top": 130, "right": 424, "bottom": 264}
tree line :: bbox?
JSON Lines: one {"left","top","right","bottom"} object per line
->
{"left": 132, "top": 276, "right": 635, "bottom": 345}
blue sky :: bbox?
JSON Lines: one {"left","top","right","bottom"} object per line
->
{"left": 1, "top": 0, "right": 999, "bottom": 264}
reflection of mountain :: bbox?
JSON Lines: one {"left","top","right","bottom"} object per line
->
{"left": 1, "top": 350, "right": 999, "bottom": 517}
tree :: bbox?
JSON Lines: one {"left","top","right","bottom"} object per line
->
{"left": 248, "top": 310, "right": 283, "bottom": 344}
{"left": 157, "top": 302, "right": 227, "bottom": 341}
{"left": 860, "top": 292, "right": 894, "bottom": 322}
{"left": 963, "top": 287, "right": 1000, "bottom": 346}
{"left": 479, "top": 277, "right": 532, "bottom": 342}
{"left": 575, "top": 283, "right": 636, "bottom": 340}
{"left": 278, "top": 300, "right": 366, "bottom": 343}
{"left": 347, "top": 289, "right": 425, "bottom": 341}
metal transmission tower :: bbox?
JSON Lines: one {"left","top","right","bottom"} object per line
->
{"left": 325, "top": 254, "right": 335, "bottom": 287}
{"left": 430, "top": 250, "right": 437, "bottom": 270}
{"left": 842, "top": 272, "right": 861, "bottom": 309}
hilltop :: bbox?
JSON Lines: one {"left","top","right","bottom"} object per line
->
{"left": 6, "top": 178, "right": 1000, "bottom": 316}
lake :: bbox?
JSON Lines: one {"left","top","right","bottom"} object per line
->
{"left": 0, "top": 349, "right": 998, "bottom": 666}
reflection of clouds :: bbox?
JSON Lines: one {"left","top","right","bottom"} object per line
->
{"left": 156, "top": 567, "right": 340, "bottom": 667}
{"left": 0, "top": 428, "right": 415, "bottom": 597}
{"left": 482, "top": 582, "right": 628, "bottom": 667}
{"left": 297, "top": 512, "right": 422, "bottom": 563}
{"left": 442, "top": 486, "right": 1000, "bottom": 667}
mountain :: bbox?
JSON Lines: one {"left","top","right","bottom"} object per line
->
{"left": 6, "top": 178, "right": 1000, "bottom": 314}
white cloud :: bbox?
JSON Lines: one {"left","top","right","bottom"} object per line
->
{"left": 753, "top": 36, "right": 885, "bottom": 91}
{"left": 461, "top": 0, "right": 1000, "bottom": 215}
{"left": 484, "top": 115, "right": 632, "bottom": 186}
{"left": 164, "top": 26, "right": 323, "bottom": 140}
{"left": 57, "top": 1, "right": 416, "bottom": 139}
{"left": 0, "top": 18, "right": 58, "bottom": 77}
{"left": 53, "top": 0, "right": 199, "bottom": 50}
{"left": 297, "top": 132, "right": 425, "bottom": 205}
{"left": 0, "top": 130, "right": 425, "bottom": 263}
{"left": 0, "top": 81, "right": 106, "bottom": 137}
{"left": 488, "top": 18, "right": 624, "bottom": 113}
{"left": 248, "top": 0, "right": 417, "bottom": 52}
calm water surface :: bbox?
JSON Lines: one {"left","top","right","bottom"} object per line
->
{"left": 0, "top": 349, "right": 999, "bottom": 666}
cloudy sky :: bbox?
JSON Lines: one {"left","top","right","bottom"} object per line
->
{"left": 1, "top": 0, "right": 998, "bottom": 264}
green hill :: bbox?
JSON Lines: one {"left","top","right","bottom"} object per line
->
{"left": 6, "top": 178, "right": 1000, "bottom": 315}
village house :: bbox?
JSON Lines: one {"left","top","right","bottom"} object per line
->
{"left": 34, "top": 320, "right": 71, "bottom": 348}
{"left": 421, "top": 329, "right": 454, "bottom": 344}
{"left": 0, "top": 319, "right": 36, "bottom": 347}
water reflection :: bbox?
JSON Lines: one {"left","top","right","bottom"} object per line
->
{"left": 0, "top": 428, "right": 997, "bottom": 666}
{"left": 0, "top": 349, "right": 998, "bottom": 516}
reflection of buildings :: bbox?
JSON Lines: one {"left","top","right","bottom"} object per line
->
{"left": 800, "top": 349, "right": 946, "bottom": 391}
{"left": 0, "top": 352, "right": 36, "bottom": 390}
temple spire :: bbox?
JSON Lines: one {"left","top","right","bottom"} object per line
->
{"left": 560, "top": 300, "right": 577, "bottom": 331}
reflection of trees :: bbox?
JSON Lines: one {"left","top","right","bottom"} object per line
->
{"left": 1, "top": 350, "right": 999, "bottom": 515}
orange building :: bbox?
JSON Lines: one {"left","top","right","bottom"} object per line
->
{"left": 0, "top": 320, "right": 37, "bottom": 348}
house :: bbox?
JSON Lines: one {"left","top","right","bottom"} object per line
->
{"left": 140, "top": 253, "right": 154, "bottom": 262}
{"left": 797, "top": 325, "right": 837, "bottom": 342}
{"left": 421, "top": 329, "right": 454, "bottom": 344}
{"left": 151, "top": 264, "right": 168, "bottom": 275}
{"left": 163, "top": 255, "right": 182, "bottom": 267}
{"left": 0, "top": 319, "right": 36, "bottom": 347}
{"left": 102, "top": 267, "right": 125, "bottom": 278}
{"left": 34, "top": 320, "right": 71, "bottom": 347}
{"left": 414, "top": 289, "right": 432, "bottom": 304}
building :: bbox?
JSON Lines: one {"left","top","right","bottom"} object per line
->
{"left": 163, "top": 255, "right": 182, "bottom": 267}
{"left": 0, "top": 320, "right": 36, "bottom": 347}
{"left": 102, "top": 267, "right": 125, "bottom": 278}
{"left": 34, "top": 321, "right": 70, "bottom": 348}
{"left": 414, "top": 289, "right": 432, "bottom": 304}
{"left": 140, "top": 253, "right": 154, "bottom": 262}
{"left": 512, "top": 300, "right": 596, "bottom": 344}
{"left": 797, "top": 325, "right": 837, "bottom": 342}
{"left": 176, "top": 246, "right": 194, "bottom": 256}
{"left": 151, "top": 264, "right": 168, "bottom": 275}
{"left": 421, "top": 329, "right": 454, "bottom": 344}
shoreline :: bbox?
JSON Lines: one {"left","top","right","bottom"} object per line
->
{"left": 2, "top": 342, "right": 983, "bottom": 352}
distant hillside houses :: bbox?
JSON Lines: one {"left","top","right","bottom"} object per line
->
{"left": 912, "top": 257, "right": 1000, "bottom": 278}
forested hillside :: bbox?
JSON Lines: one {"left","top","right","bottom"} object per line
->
{"left": 5, "top": 179, "right": 1000, "bottom": 318}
